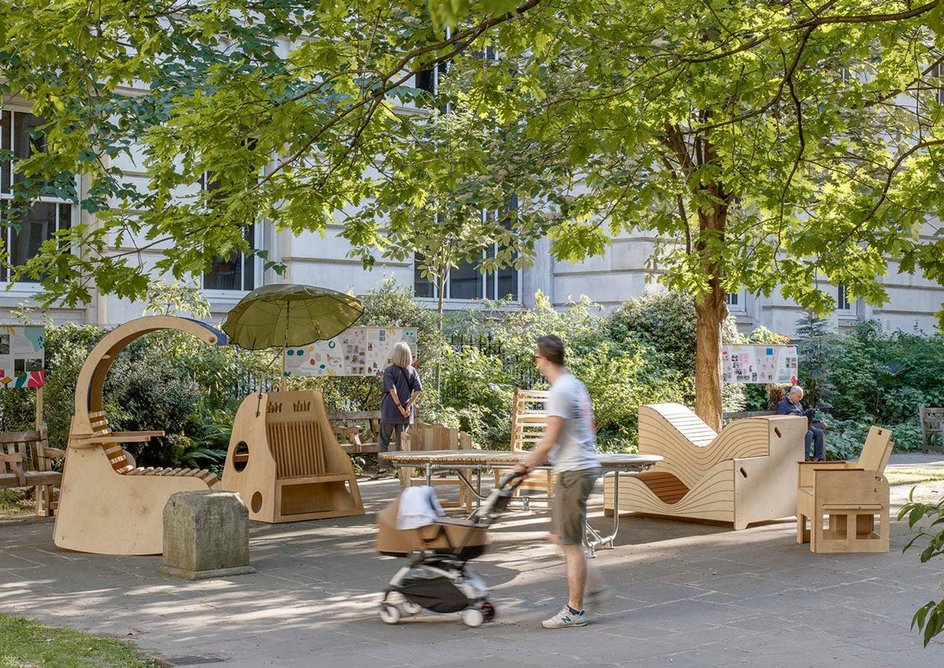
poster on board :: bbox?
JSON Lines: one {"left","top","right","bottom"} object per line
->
{"left": 283, "top": 327, "right": 418, "bottom": 377}
{"left": 721, "top": 344, "right": 798, "bottom": 385}
{"left": 0, "top": 325, "right": 45, "bottom": 388}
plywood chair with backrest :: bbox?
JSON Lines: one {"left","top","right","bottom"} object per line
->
{"left": 796, "top": 426, "right": 893, "bottom": 553}
{"left": 221, "top": 389, "right": 364, "bottom": 522}
{"left": 493, "top": 389, "right": 553, "bottom": 500}
{"left": 54, "top": 317, "right": 225, "bottom": 556}
{"left": 603, "top": 403, "right": 807, "bottom": 529}
{"left": 398, "top": 422, "right": 473, "bottom": 512}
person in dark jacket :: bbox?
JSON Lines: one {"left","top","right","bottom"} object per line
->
{"left": 777, "top": 385, "right": 825, "bottom": 460}
{"left": 373, "top": 341, "right": 422, "bottom": 479}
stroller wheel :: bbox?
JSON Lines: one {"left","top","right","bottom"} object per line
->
{"left": 379, "top": 603, "right": 401, "bottom": 625}
{"left": 401, "top": 600, "right": 422, "bottom": 615}
{"left": 462, "top": 607, "right": 484, "bottom": 628}
{"left": 482, "top": 601, "right": 495, "bottom": 622}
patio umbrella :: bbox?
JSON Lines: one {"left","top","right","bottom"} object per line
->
{"left": 222, "top": 283, "right": 364, "bottom": 388}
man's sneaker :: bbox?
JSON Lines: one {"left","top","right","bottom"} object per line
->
{"left": 584, "top": 588, "right": 610, "bottom": 615}
{"left": 541, "top": 606, "right": 588, "bottom": 628}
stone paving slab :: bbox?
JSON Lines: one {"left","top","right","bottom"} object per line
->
{"left": 2, "top": 470, "right": 944, "bottom": 666}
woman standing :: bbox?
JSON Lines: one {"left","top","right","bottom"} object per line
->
{"left": 374, "top": 341, "right": 422, "bottom": 479}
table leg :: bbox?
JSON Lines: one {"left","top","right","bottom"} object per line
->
{"left": 585, "top": 470, "right": 620, "bottom": 557}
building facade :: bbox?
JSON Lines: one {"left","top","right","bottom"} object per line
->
{"left": 1, "top": 100, "right": 942, "bottom": 337}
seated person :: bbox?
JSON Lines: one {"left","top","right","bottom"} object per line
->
{"left": 777, "top": 385, "right": 825, "bottom": 461}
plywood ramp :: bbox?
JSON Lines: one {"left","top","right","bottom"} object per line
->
{"left": 604, "top": 404, "right": 806, "bottom": 530}
{"left": 221, "top": 390, "right": 363, "bottom": 523}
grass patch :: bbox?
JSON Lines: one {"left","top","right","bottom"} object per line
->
{"left": 886, "top": 468, "right": 944, "bottom": 485}
{"left": 0, "top": 614, "right": 159, "bottom": 667}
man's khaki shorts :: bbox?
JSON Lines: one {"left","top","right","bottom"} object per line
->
{"left": 551, "top": 467, "right": 601, "bottom": 545}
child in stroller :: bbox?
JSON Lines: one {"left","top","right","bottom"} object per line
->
{"left": 375, "top": 471, "right": 526, "bottom": 627}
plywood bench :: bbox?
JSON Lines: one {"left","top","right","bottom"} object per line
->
{"left": 54, "top": 316, "right": 228, "bottom": 556}
{"left": 0, "top": 429, "right": 64, "bottom": 516}
{"left": 327, "top": 411, "right": 381, "bottom": 454}
{"left": 222, "top": 390, "right": 364, "bottom": 523}
{"left": 920, "top": 406, "right": 944, "bottom": 450}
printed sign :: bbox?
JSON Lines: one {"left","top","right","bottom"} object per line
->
{"left": 283, "top": 327, "right": 418, "bottom": 377}
{"left": 0, "top": 325, "right": 45, "bottom": 388}
{"left": 721, "top": 344, "right": 798, "bottom": 385}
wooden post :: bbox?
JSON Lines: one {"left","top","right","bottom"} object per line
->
{"left": 35, "top": 385, "right": 43, "bottom": 430}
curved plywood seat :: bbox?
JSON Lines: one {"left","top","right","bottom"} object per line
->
{"left": 221, "top": 390, "right": 363, "bottom": 523}
{"left": 54, "top": 317, "right": 226, "bottom": 555}
{"left": 604, "top": 403, "right": 807, "bottom": 529}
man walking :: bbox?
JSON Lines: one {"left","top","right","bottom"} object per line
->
{"left": 514, "top": 335, "right": 605, "bottom": 628}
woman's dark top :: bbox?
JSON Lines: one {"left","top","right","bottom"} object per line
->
{"left": 381, "top": 364, "right": 422, "bottom": 425}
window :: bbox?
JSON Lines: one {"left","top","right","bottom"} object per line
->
{"left": 726, "top": 291, "right": 739, "bottom": 307}
{"left": 413, "top": 207, "right": 520, "bottom": 303}
{"left": 0, "top": 110, "right": 73, "bottom": 282}
{"left": 200, "top": 173, "right": 256, "bottom": 291}
{"left": 836, "top": 284, "right": 852, "bottom": 311}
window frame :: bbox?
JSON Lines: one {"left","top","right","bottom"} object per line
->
{"left": 0, "top": 108, "right": 76, "bottom": 285}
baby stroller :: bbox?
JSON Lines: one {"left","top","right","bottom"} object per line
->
{"left": 375, "top": 471, "right": 526, "bottom": 627}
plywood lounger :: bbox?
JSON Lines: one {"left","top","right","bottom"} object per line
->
{"left": 603, "top": 403, "right": 807, "bottom": 530}
{"left": 796, "top": 426, "right": 893, "bottom": 553}
{"left": 221, "top": 390, "right": 364, "bottom": 523}
{"left": 54, "top": 316, "right": 226, "bottom": 556}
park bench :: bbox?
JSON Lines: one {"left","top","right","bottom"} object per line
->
{"left": 327, "top": 410, "right": 381, "bottom": 454}
{"left": 796, "top": 425, "right": 893, "bottom": 553}
{"left": 919, "top": 406, "right": 944, "bottom": 450}
{"left": 222, "top": 389, "right": 364, "bottom": 523}
{"left": 0, "top": 429, "right": 64, "bottom": 516}
{"left": 603, "top": 403, "right": 807, "bottom": 529}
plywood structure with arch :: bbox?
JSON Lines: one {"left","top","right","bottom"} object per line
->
{"left": 54, "top": 316, "right": 226, "bottom": 556}
{"left": 603, "top": 403, "right": 807, "bottom": 530}
{"left": 221, "top": 390, "right": 363, "bottom": 523}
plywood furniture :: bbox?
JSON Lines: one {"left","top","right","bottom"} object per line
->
{"left": 796, "top": 426, "right": 893, "bottom": 553}
{"left": 493, "top": 389, "right": 554, "bottom": 499}
{"left": 221, "top": 389, "right": 364, "bottom": 523}
{"left": 399, "top": 423, "right": 474, "bottom": 512}
{"left": 327, "top": 410, "right": 381, "bottom": 454}
{"left": 54, "top": 316, "right": 225, "bottom": 556}
{"left": 0, "top": 429, "right": 64, "bottom": 516}
{"left": 919, "top": 406, "right": 944, "bottom": 450}
{"left": 603, "top": 403, "right": 807, "bottom": 530}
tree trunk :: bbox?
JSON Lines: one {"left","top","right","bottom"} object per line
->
{"left": 694, "top": 289, "right": 726, "bottom": 432}
{"left": 693, "top": 167, "right": 729, "bottom": 431}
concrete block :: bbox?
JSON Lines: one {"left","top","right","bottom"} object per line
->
{"left": 159, "top": 490, "right": 256, "bottom": 580}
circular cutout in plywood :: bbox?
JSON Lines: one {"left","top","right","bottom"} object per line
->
{"left": 251, "top": 491, "right": 263, "bottom": 513}
{"left": 233, "top": 441, "right": 250, "bottom": 472}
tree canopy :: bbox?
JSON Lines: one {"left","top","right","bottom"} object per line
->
{"left": 3, "top": 0, "right": 944, "bottom": 424}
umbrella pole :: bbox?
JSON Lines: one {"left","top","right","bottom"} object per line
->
{"left": 281, "top": 300, "right": 290, "bottom": 392}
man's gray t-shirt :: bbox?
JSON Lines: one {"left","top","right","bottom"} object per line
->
{"left": 546, "top": 372, "right": 600, "bottom": 473}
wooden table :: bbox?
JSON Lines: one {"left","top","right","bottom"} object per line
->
{"left": 380, "top": 450, "right": 662, "bottom": 555}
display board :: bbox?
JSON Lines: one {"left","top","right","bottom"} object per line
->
{"left": 283, "top": 327, "right": 418, "bottom": 377}
{"left": 0, "top": 325, "right": 45, "bottom": 388}
{"left": 721, "top": 344, "right": 798, "bottom": 385}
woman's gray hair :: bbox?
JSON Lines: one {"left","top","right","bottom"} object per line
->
{"left": 789, "top": 385, "right": 804, "bottom": 397}
{"left": 390, "top": 341, "right": 413, "bottom": 368}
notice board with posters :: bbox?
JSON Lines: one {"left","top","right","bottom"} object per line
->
{"left": 721, "top": 344, "right": 798, "bottom": 385}
{"left": 0, "top": 325, "right": 45, "bottom": 388}
{"left": 283, "top": 327, "right": 418, "bottom": 377}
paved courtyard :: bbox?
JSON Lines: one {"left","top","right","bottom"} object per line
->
{"left": 3, "top": 456, "right": 944, "bottom": 667}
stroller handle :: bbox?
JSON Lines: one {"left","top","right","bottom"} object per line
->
{"left": 498, "top": 470, "right": 529, "bottom": 490}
